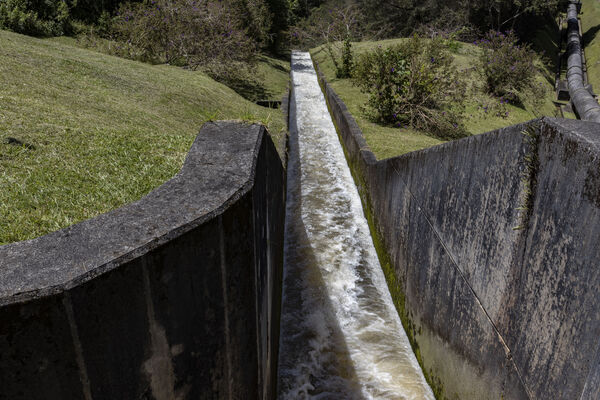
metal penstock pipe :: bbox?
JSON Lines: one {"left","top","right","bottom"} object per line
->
{"left": 566, "top": 1, "right": 600, "bottom": 122}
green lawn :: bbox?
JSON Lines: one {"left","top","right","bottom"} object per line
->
{"left": 581, "top": 0, "right": 600, "bottom": 91}
{"left": 0, "top": 29, "right": 287, "bottom": 244}
{"left": 311, "top": 38, "right": 558, "bottom": 160}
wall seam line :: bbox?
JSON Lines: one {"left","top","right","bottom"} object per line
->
{"left": 252, "top": 186, "right": 263, "bottom": 399}
{"left": 219, "top": 215, "right": 234, "bottom": 400}
{"left": 391, "top": 164, "right": 534, "bottom": 400}
{"left": 62, "top": 291, "right": 94, "bottom": 400}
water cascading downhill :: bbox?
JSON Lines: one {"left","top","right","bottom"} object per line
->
{"left": 277, "top": 51, "right": 434, "bottom": 399}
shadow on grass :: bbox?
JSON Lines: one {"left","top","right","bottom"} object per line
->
{"left": 260, "top": 56, "right": 289, "bottom": 73}
{"left": 583, "top": 24, "right": 600, "bottom": 47}
{"left": 222, "top": 76, "right": 272, "bottom": 102}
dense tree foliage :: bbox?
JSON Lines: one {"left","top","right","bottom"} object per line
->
{"left": 0, "top": 0, "right": 284, "bottom": 47}
{"left": 0, "top": 0, "right": 74, "bottom": 36}
{"left": 265, "top": 0, "right": 291, "bottom": 51}
{"left": 70, "top": 0, "right": 141, "bottom": 23}
{"left": 355, "top": 0, "right": 559, "bottom": 39}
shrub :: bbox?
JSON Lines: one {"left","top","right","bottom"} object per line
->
{"left": 0, "top": 0, "right": 72, "bottom": 36}
{"left": 352, "top": 35, "right": 466, "bottom": 139}
{"left": 112, "top": 0, "right": 258, "bottom": 79}
{"left": 477, "top": 30, "right": 543, "bottom": 103}
{"left": 339, "top": 36, "right": 353, "bottom": 78}
{"left": 290, "top": 4, "right": 362, "bottom": 78}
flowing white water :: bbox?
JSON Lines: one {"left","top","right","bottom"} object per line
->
{"left": 277, "top": 51, "right": 435, "bottom": 400}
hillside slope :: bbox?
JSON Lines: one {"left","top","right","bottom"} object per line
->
{"left": 0, "top": 29, "right": 286, "bottom": 244}
{"left": 581, "top": 0, "right": 600, "bottom": 91}
{"left": 312, "top": 39, "right": 557, "bottom": 159}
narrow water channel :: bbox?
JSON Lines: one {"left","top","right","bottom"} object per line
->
{"left": 277, "top": 51, "right": 435, "bottom": 399}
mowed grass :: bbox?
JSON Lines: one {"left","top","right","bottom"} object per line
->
{"left": 581, "top": 0, "right": 600, "bottom": 91}
{"left": 0, "top": 29, "right": 287, "bottom": 244}
{"left": 256, "top": 55, "right": 291, "bottom": 99}
{"left": 311, "top": 38, "right": 557, "bottom": 160}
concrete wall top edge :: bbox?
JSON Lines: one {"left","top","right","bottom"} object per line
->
{"left": 317, "top": 61, "right": 550, "bottom": 167}
{"left": 543, "top": 117, "right": 600, "bottom": 151}
{"left": 381, "top": 119, "right": 544, "bottom": 166}
{"left": 0, "top": 121, "right": 267, "bottom": 305}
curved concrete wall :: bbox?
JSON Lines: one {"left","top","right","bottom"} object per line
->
{"left": 318, "top": 69, "right": 600, "bottom": 399}
{"left": 566, "top": 1, "right": 600, "bottom": 122}
{"left": 0, "top": 121, "right": 286, "bottom": 400}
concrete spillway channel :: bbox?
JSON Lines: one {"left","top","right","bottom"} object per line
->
{"left": 277, "top": 51, "right": 434, "bottom": 399}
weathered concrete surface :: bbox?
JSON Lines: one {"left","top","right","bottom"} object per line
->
{"left": 0, "top": 121, "right": 286, "bottom": 400}
{"left": 318, "top": 66, "right": 600, "bottom": 399}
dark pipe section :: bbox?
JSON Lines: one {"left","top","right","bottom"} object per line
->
{"left": 566, "top": 1, "right": 600, "bottom": 122}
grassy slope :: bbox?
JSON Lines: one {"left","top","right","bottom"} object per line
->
{"left": 311, "top": 38, "right": 557, "bottom": 160}
{"left": 0, "top": 29, "right": 287, "bottom": 244}
{"left": 255, "top": 55, "right": 291, "bottom": 100}
{"left": 53, "top": 36, "right": 291, "bottom": 102}
{"left": 581, "top": 0, "right": 600, "bottom": 92}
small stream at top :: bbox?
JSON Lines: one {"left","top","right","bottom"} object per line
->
{"left": 277, "top": 51, "right": 435, "bottom": 399}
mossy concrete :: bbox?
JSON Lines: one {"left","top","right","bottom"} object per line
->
{"left": 317, "top": 64, "right": 600, "bottom": 399}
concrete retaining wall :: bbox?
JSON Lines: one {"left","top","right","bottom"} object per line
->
{"left": 0, "top": 121, "right": 286, "bottom": 400}
{"left": 318, "top": 69, "right": 600, "bottom": 399}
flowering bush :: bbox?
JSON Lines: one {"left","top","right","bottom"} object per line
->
{"left": 477, "top": 30, "right": 542, "bottom": 103}
{"left": 352, "top": 36, "right": 466, "bottom": 139}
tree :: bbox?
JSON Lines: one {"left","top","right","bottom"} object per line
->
{"left": 265, "top": 0, "right": 291, "bottom": 52}
{"left": 113, "top": 0, "right": 258, "bottom": 75}
{"left": 353, "top": 0, "right": 559, "bottom": 39}
{"left": 0, "top": 0, "right": 75, "bottom": 36}
{"left": 291, "top": 2, "right": 363, "bottom": 77}
{"left": 464, "top": 0, "right": 559, "bottom": 32}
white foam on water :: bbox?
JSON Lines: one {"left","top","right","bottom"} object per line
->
{"left": 277, "top": 51, "right": 435, "bottom": 400}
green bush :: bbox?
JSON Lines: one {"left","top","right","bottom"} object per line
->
{"left": 477, "top": 30, "right": 543, "bottom": 103}
{"left": 112, "top": 0, "right": 258, "bottom": 78}
{"left": 353, "top": 35, "right": 466, "bottom": 139}
{"left": 0, "top": 0, "right": 72, "bottom": 36}
{"left": 338, "top": 36, "right": 354, "bottom": 79}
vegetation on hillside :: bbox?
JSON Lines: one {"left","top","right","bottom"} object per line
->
{"left": 477, "top": 30, "right": 545, "bottom": 103}
{"left": 312, "top": 37, "right": 556, "bottom": 159}
{"left": 580, "top": 0, "right": 600, "bottom": 91}
{"left": 355, "top": 0, "right": 560, "bottom": 38}
{"left": 0, "top": 0, "right": 570, "bottom": 242}
{"left": 352, "top": 36, "right": 467, "bottom": 139}
{"left": 0, "top": 30, "right": 286, "bottom": 244}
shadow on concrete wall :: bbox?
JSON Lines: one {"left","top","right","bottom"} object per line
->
{"left": 0, "top": 121, "right": 286, "bottom": 400}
